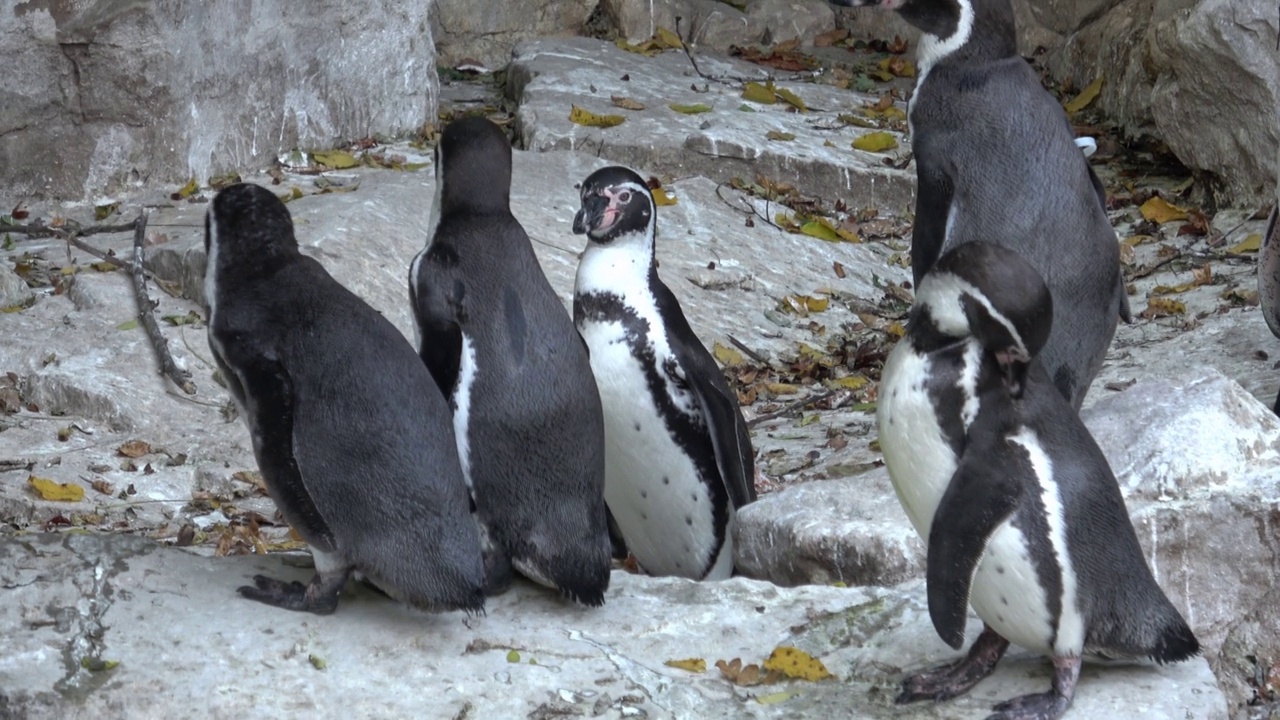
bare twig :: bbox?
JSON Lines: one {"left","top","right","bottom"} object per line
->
{"left": 747, "top": 390, "right": 838, "bottom": 428}
{"left": 130, "top": 213, "right": 197, "bottom": 395}
{"left": 673, "top": 16, "right": 814, "bottom": 87}
{"left": 726, "top": 334, "right": 769, "bottom": 366}
{"left": 4, "top": 220, "right": 139, "bottom": 241}
{"left": 713, "top": 182, "right": 787, "bottom": 232}
{"left": 1127, "top": 251, "right": 1184, "bottom": 281}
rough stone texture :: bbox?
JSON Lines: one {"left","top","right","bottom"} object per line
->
{"left": 748, "top": 0, "right": 837, "bottom": 46}
{"left": 0, "top": 533, "right": 1226, "bottom": 719}
{"left": 506, "top": 38, "right": 915, "bottom": 211}
{"left": 602, "top": 0, "right": 836, "bottom": 48}
{"left": 0, "top": 1, "right": 439, "bottom": 201}
{"left": 431, "top": 0, "right": 594, "bottom": 70}
{"left": 1026, "top": 0, "right": 1126, "bottom": 34}
{"left": 0, "top": 263, "right": 34, "bottom": 310}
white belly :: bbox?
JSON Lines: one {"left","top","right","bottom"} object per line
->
{"left": 579, "top": 317, "right": 728, "bottom": 580}
{"left": 878, "top": 341, "right": 1059, "bottom": 654}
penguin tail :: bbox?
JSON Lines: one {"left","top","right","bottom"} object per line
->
{"left": 1150, "top": 617, "right": 1200, "bottom": 665}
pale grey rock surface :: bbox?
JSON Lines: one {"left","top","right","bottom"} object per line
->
{"left": 0, "top": 533, "right": 1226, "bottom": 719}
{"left": 431, "top": 0, "right": 595, "bottom": 70}
{"left": 1, "top": 0, "right": 439, "bottom": 200}
{"left": 601, "top": 0, "right": 836, "bottom": 48}
{"left": 0, "top": 263, "right": 33, "bottom": 310}
{"left": 506, "top": 38, "right": 915, "bottom": 211}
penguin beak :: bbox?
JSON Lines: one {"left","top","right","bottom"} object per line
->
{"left": 996, "top": 346, "right": 1032, "bottom": 399}
{"left": 573, "top": 193, "right": 610, "bottom": 236}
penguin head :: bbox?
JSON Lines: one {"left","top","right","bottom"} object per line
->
{"left": 435, "top": 116, "right": 513, "bottom": 217}
{"left": 572, "top": 166, "right": 655, "bottom": 246}
{"left": 205, "top": 183, "right": 299, "bottom": 283}
{"left": 917, "top": 243, "right": 1053, "bottom": 397}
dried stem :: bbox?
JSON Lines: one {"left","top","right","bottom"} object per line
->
{"left": 129, "top": 213, "right": 197, "bottom": 394}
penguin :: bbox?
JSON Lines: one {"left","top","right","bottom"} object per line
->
{"left": 876, "top": 241, "right": 1199, "bottom": 719}
{"left": 571, "top": 166, "right": 757, "bottom": 581}
{"left": 829, "top": 0, "right": 1130, "bottom": 410}
{"left": 203, "top": 183, "right": 486, "bottom": 615}
{"left": 1258, "top": 180, "right": 1280, "bottom": 413}
{"left": 409, "top": 116, "right": 612, "bottom": 606}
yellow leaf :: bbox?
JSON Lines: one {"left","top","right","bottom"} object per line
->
{"left": 742, "top": 82, "right": 777, "bottom": 104}
{"left": 309, "top": 654, "right": 327, "bottom": 670}
{"left": 60, "top": 265, "right": 78, "bottom": 276}
{"left": 835, "top": 227, "right": 861, "bottom": 243}
{"left": 116, "top": 319, "right": 139, "bottom": 331}
{"left": 654, "top": 26, "right": 684, "bottom": 49}
{"left": 775, "top": 87, "right": 807, "bottom": 112}
{"left": 611, "top": 95, "right": 646, "bottom": 111}
{"left": 827, "top": 376, "right": 869, "bottom": 391}
{"left": 1228, "top": 233, "right": 1262, "bottom": 254}
{"left": 804, "top": 296, "right": 830, "bottom": 312}
{"left": 1139, "top": 196, "right": 1189, "bottom": 224}
{"left": 1151, "top": 282, "right": 1196, "bottom": 295}
{"left": 886, "top": 322, "right": 906, "bottom": 338}
{"left": 651, "top": 187, "right": 678, "bottom": 206}
{"left": 755, "top": 691, "right": 799, "bottom": 705}
{"left": 174, "top": 178, "right": 200, "bottom": 199}
{"left": 90, "top": 261, "right": 118, "bottom": 272}
{"left": 712, "top": 341, "right": 745, "bottom": 367}
{"left": 762, "top": 646, "right": 833, "bottom": 681}
{"left": 29, "top": 475, "right": 85, "bottom": 502}
{"left": 569, "top": 105, "right": 626, "bottom": 128}
{"left": 851, "top": 132, "right": 898, "bottom": 153}
{"left": 669, "top": 103, "right": 712, "bottom": 114}
{"left": 766, "top": 383, "right": 800, "bottom": 395}
{"left": 312, "top": 150, "right": 359, "bottom": 169}
{"left": 615, "top": 38, "right": 658, "bottom": 56}
{"left": 94, "top": 203, "right": 119, "bottom": 221}
{"left": 799, "top": 221, "right": 841, "bottom": 242}
{"left": 1141, "top": 297, "right": 1186, "bottom": 318}
{"left": 1122, "top": 234, "right": 1153, "bottom": 246}
{"left": 766, "top": 130, "right": 796, "bottom": 141}
{"left": 506, "top": 650, "right": 520, "bottom": 663}
{"left": 664, "top": 658, "right": 706, "bottom": 673}
{"left": 1064, "top": 76, "right": 1103, "bottom": 114}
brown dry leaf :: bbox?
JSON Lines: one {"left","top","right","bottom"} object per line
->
{"left": 91, "top": 478, "right": 114, "bottom": 495}
{"left": 29, "top": 476, "right": 85, "bottom": 502}
{"left": 1139, "top": 196, "right": 1190, "bottom": 224}
{"left": 766, "top": 383, "right": 800, "bottom": 396}
{"left": 232, "top": 470, "right": 268, "bottom": 492}
{"left": 611, "top": 96, "right": 646, "bottom": 111}
{"left": 1063, "top": 76, "right": 1103, "bottom": 114}
{"left": 569, "top": 105, "right": 625, "bottom": 128}
{"left": 1140, "top": 297, "right": 1187, "bottom": 319}
{"left": 118, "top": 439, "right": 152, "bottom": 458}
{"left": 737, "top": 663, "right": 765, "bottom": 686}
{"left": 763, "top": 646, "right": 834, "bottom": 681}
{"left": 813, "top": 27, "right": 849, "bottom": 47}
{"left": 664, "top": 658, "right": 707, "bottom": 673}
{"left": 1192, "top": 263, "right": 1213, "bottom": 286}
{"left": 716, "top": 658, "right": 744, "bottom": 681}
{"left": 832, "top": 261, "right": 846, "bottom": 279}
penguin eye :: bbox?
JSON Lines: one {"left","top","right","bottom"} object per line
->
{"left": 617, "top": 190, "right": 632, "bottom": 204}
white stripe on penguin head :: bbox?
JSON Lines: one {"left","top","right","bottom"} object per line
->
{"left": 918, "top": 270, "right": 1028, "bottom": 359}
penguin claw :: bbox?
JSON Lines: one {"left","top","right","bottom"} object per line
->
{"left": 985, "top": 691, "right": 1071, "bottom": 720}
{"left": 237, "top": 573, "right": 343, "bottom": 615}
{"left": 895, "top": 626, "right": 1010, "bottom": 704}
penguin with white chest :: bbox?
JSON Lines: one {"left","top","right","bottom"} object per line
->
{"left": 204, "top": 183, "right": 486, "bottom": 615}
{"left": 830, "top": 0, "right": 1129, "bottom": 410}
{"left": 572, "top": 166, "right": 757, "bottom": 580}
{"left": 877, "top": 242, "right": 1198, "bottom": 719}
{"left": 409, "top": 117, "right": 612, "bottom": 606}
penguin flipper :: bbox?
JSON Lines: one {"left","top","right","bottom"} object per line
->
{"left": 926, "top": 445, "right": 1026, "bottom": 649}
{"left": 909, "top": 143, "right": 956, "bottom": 285}
{"left": 225, "top": 350, "right": 336, "bottom": 552}
{"left": 652, "top": 279, "right": 757, "bottom": 508}
{"left": 410, "top": 246, "right": 465, "bottom": 396}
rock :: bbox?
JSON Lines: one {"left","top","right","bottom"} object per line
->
{"left": 1025, "top": 0, "right": 1125, "bottom": 34}
{"left": 600, "top": 0, "right": 689, "bottom": 44}
{"left": 506, "top": 38, "right": 915, "bottom": 211}
{"left": 601, "top": 0, "right": 835, "bottom": 50}
{"left": 0, "top": 533, "right": 1227, "bottom": 719}
{"left": 0, "top": 263, "right": 33, "bottom": 309}
{"left": 0, "top": 1, "right": 439, "bottom": 201}
{"left": 431, "top": 0, "right": 595, "bottom": 71}
{"left": 748, "top": 0, "right": 837, "bottom": 46}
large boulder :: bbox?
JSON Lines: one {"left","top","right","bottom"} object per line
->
{"left": 601, "top": 0, "right": 835, "bottom": 49}
{"left": 431, "top": 0, "right": 595, "bottom": 70}
{"left": 0, "top": 1, "right": 439, "bottom": 202}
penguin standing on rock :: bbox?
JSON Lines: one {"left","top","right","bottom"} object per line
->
{"left": 572, "top": 166, "right": 756, "bottom": 581}
{"left": 877, "top": 241, "right": 1198, "bottom": 720}
{"left": 830, "top": 0, "right": 1130, "bottom": 409}
{"left": 204, "top": 183, "right": 486, "bottom": 615}
{"left": 409, "top": 117, "right": 612, "bottom": 606}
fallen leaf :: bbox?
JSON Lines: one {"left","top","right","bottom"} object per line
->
{"left": 669, "top": 103, "right": 712, "bottom": 114}
{"left": 1151, "top": 282, "right": 1197, "bottom": 295}
{"left": 116, "top": 319, "right": 139, "bottom": 331}
{"left": 852, "top": 132, "right": 898, "bottom": 153}
{"left": 741, "top": 82, "right": 777, "bottom": 104}
{"left": 712, "top": 341, "right": 745, "bottom": 367}
{"left": 162, "top": 310, "right": 204, "bottom": 326}
{"left": 886, "top": 322, "right": 906, "bottom": 338}
{"left": 766, "top": 383, "right": 800, "bottom": 395}
{"left": 1063, "top": 76, "right": 1104, "bottom": 113}
{"left": 506, "top": 650, "right": 521, "bottom": 663}
{"left": 91, "top": 478, "right": 114, "bottom": 495}
{"left": 171, "top": 178, "right": 200, "bottom": 201}
{"left": 311, "top": 150, "right": 359, "bottom": 169}
{"left": 94, "top": 203, "right": 119, "bottom": 221}
{"left": 611, "top": 96, "right": 646, "bottom": 111}
{"left": 569, "top": 105, "right": 626, "bottom": 128}
{"left": 118, "top": 439, "right": 152, "bottom": 458}
{"left": 799, "top": 221, "right": 841, "bottom": 243}
{"left": 775, "top": 87, "right": 807, "bottom": 112}
{"left": 826, "top": 376, "right": 868, "bottom": 390}
{"left": 755, "top": 691, "right": 799, "bottom": 705}
{"left": 1228, "top": 233, "right": 1262, "bottom": 254}
{"left": 1139, "top": 196, "right": 1190, "bottom": 224}
{"left": 654, "top": 26, "right": 683, "bottom": 49}
{"left": 80, "top": 658, "right": 120, "bottom": 672}
{"left": 651, "top": 187, "right": 678, "bottom": 206}
{"left": 664, "top": 658, "right": 707, "bottom": 673}
{"left": 309, "top": 654, "right": 327, "bottom": 670}
{"left": 763, "top": 646, "right": 833, "bottom": 681}
{"left": 1140, "top": 297, "right": 1187, "bottom": 319}
{"left": 29, "top": 475, "right": 85, "bottom": 502}
{"left": 832, "top": 261, "right": 846, "bottom": 278}
{"left": 766, "top": 130, "right": 796, "bottom": 142}
{"left": 813, "top": 27, "right": 849, "bottom": 47}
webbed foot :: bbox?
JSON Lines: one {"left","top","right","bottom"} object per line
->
{"left": 896, "top": 625, "right": 1010, "bottom": 704}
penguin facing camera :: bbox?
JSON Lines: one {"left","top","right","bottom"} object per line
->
{"left": 204, "top": 183, "right": 486, "bottom": 615}
{"left": 409, "top": 116, "right": 613, "bottom": 606}
{"left": 572, "top": 165, "right": 757, "bottom": 581}
{"left": 829, "top": 0, "right": 1130, "bottom": 410}
{"left": 877, "top": 242, "right": 1198, "bottom": 720}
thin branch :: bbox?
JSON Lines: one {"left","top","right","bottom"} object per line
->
{"left": 1127, "top": 251, "right": 1184, "bottom": 281}
{"left": 130, "top": 212, "right": 197, "bottom": 395}
{"left": 747, "top": 390, "right": 837, "bottom": 428}
{"left": 672, "top": 16, "right": 813, "bottom": 87}
{"left": 4, "top": 220, "right": 139, "bottom": 240}
{"left": 726, "top": 334, "right": 769, "bottom": 366}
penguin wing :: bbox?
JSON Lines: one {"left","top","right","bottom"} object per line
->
{"left": 909, "top": 140, "right": 956, "bottom": 285}
{"left": 221, "top": 345, "right": 337, "bottom": 552}
{"left": 652, "top": 280, "right": 757, "bottom": 508}
{"left": 925, "top": 437, "right": 1029, "bottom": 649}
{"left": 409, "top": 245, "right": 464, "bottom": 398}
{"left": 1086, "top": 164, "right": 1134, "bottom": 324}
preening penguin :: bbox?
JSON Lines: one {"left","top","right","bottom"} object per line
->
{"left": 829, "top": 0, "right": 1129, "bottom": 409}
{"left": 203, "top": 183, "right": 486, "bottom": 615}
{"left": 877, "top": 242, "right": 1198, "bottom": 719}
{"left": 572, "top": 166, "right": 757, "bottom": 581}
{"left": 409, "top": 117, "right": 612, "bottom": 606}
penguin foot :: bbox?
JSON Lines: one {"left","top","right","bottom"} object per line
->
{"left": 896, "top": 625, "right": 1010, "bottom": 704}
{"left": 237, "top": 571, "right": 348, "bottom": 614}
{"left": 985, "top": 655, "right": 1080, "bottom": 720}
